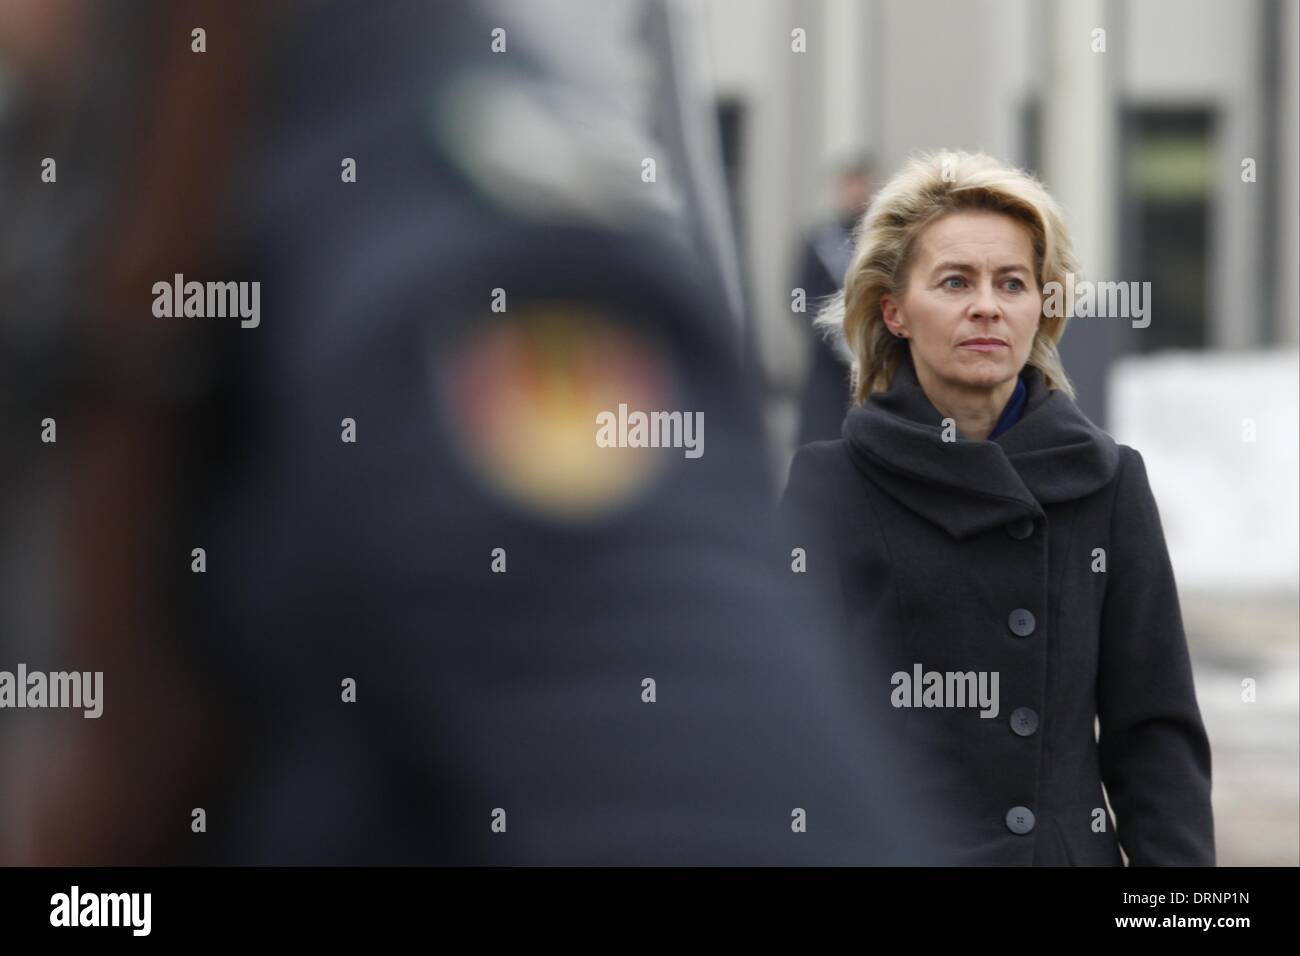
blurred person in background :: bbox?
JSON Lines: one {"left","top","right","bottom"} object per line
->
{"left": 0, "top": 0, "right": 939, "bottom": 865}
{"left": 794, "top": 155, "right": 873, "bottom": 448}
{"left": 782, "top": 150, "right": 1215, "bottom": 865}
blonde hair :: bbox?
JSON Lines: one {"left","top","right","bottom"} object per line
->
{"left": 816, "top": 149, "right": 1080, "bottom": 404}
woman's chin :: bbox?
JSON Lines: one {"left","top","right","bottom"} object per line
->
{"left": 946, "top": 362, "right": 1019, "bottom": 393}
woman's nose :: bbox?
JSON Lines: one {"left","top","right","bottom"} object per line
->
{"left": 968, "top": 279, "right": 1002, "bottom": 319}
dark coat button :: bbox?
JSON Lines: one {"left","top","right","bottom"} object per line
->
{"left": 1008, "top": 609, "right": 1036, "bottom": 637}
{"left": 1010, "top": 706, "right": 1040, "bottom": 736}
{"left": 1006, "top": 806, "right": 1036, "bottom": 834}
{"left": 1006, "top": 517, "right": 1034, "bottom": 539}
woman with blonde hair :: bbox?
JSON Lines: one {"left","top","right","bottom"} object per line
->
{"left": 781, "top": 149, "right": 1214, "bottom": 865}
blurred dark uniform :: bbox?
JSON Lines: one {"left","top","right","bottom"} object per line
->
{"left": 3, "top": 0, "right": 940, "bottom": 865}
{"left": 794, "top": 215, "right": 857, "bottom": 448}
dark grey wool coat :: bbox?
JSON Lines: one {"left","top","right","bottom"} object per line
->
{"left": 780, "top": 354, "right": 1215, "bottom": 865}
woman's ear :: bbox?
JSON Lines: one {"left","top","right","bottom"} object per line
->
{"left": 880, "top": 293, "right": 907, "bottom": 338}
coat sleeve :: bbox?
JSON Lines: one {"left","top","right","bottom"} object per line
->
{"left": 1097, "top": 446, "right": 1215, "bottom": 865}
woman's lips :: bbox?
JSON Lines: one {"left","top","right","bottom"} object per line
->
{"left": 958, "top": 339, "right": 1008, "bottom": 352}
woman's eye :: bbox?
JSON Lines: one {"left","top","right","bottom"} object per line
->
{"left": 942, "top": 276, "right": 965, "bottom": 289}
{"left": 1005, "top": 278, "right": 1024, "bottom": 292}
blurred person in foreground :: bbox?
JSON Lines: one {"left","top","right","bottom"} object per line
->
{"left": 782, "top": 150, "right": 1215, "bottom": 865}
{"left": 0, "top": 0, "right": 939, "bottom": 865}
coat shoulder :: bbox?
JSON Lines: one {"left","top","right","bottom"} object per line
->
{"left": 1115, "top": 443, "right": 1147, "bottom": 475}
{"left": 790, "top": 437, "right": 851, "bottom": 467}
{"left": 1115, "top": 442, "right": 1141, "bottom": 465}
{"left": 780, "top": 439, "right": 884, "bottom": 541}
{"left": 1109, "top": 443, "right": 1165, "bottom": 522}
{"left": 783, "top": 439, "right": 857, "bottom": 498}
{"left": 1111, "top": 443, "right": 1159, "bottom": 500}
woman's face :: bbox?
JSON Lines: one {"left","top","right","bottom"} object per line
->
{"left": 881, "top": 210, "right": 1041, "bottom": 398}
